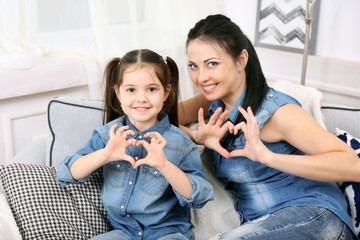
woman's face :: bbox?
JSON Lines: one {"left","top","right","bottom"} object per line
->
{"left": 187, "top": 39, "right": 246, "bottom": 109}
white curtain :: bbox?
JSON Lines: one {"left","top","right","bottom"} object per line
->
{"left": 0, "top": 0, "right": 224, "bottom": 100}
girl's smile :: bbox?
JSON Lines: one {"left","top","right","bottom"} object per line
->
{"left": 115, "top": 65, "right": 169, "bottom": 132}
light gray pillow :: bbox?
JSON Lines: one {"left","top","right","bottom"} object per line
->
{"left": 46, "top": 97, "right": 104, "bottom": 167}
{"left": 321, "top": 105, "right": 360, "bottom": 137}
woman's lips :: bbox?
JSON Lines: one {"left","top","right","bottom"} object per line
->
{"left": 202, "top": 84, "right": 217, "bottom": 93}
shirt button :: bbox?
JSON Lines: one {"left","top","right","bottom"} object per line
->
{"left": 269, "top": 94, "right": 274, "bottom": 98}
{"left": 135, "top": 156, "right": 139, "bottom": 160}
{"left": 138, "top": 232, "right": 142, "bottom": 236}
{"left": 117, "top": 164, "right": 120, "bottom": 168}
{"left": 139, "top": 135, "right": 143, "bottom": 139}
{"left": 126, "top": 214, "right": 130, "bottom": 218}
{"left": 129, "top": 181, "right": 133, "bottom": 185}
{"left": 154, "top": 171, "right": 158, "bottom": 175}
{"left": 121, "top": 205, "right": 124, "bottom": 209}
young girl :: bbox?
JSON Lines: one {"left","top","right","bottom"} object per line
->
{"left": 179, "top": 14, "right": 358, "bottom": 239}
{"left": 57, "top": 49, "right": 213, "bottom": 240}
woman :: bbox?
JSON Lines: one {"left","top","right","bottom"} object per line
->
{"left": 179, "top": 14, "right": 359, "bottom": 239}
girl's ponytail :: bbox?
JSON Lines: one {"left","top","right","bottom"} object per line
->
{"left": 103, "top": 57, "right": 122, "bottom": 124}
{"left": 163, "top": 56, "right": 179, "bottom": 127}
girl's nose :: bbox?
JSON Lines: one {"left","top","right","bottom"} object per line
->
{"left": 137, "top": 91, "right": 148, "bottom": 102}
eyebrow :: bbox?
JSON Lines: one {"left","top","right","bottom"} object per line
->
{"left": 122, "top": 83, "right": 160, "bottom": 88}
{"left": 188, "top": 57, "right": 221, "bottom": 64}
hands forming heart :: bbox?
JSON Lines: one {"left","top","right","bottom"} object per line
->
{"left": 194, "top": 106, "right": 269, "bottom": 162}
{"left": 104, "top": 124, "right": 167, "bottom": 169}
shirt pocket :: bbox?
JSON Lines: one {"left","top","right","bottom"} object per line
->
{"left": 104, "top": 161, "right": 131, "bottom": 188}
{"left": 140, "top": 165, "right": 167, "bottom": 196}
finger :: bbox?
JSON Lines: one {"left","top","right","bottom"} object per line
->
{"left": 136, "top": 140, "right": 149, "bottom": 148}
{"left": 198, "top": 108, "right": 205, "bottom": 126}
{"left": 127, "top": 138, "right": 138, "bottom": 146}
{"left": 232, "top": 122, "right": 246, "bottom": 135}
{"left": 238, "top": 105, "right": 250, "bottom": 122}
{"left": 213, "top": 145, "right": 230, "bottom": 159}
{"left": 144, "top": 131, "right": 162, "bottom": 139}
{"left": 133, "top": 159, "right": 147, "bottom": 169}
{"left": 109, "top": 124, "right": 117, "bottom": 137}
{"left": 115, "top": 125, "right": 130, "bottom": 136}
{"left": 229, "top": 149, "right": 245, "bottom": 158}
{"left": 216, "top": 110, "right": 230, "bottom": 127}
{"left": 122, "top": 156, "right": 135, "bottom": 166}
{"left": 122, "top": 129, "right": 136, "bottom": 138}
{"left": 208, "top": 107, "right": 222, "bottom": 125}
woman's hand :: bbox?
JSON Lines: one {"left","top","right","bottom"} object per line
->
{"left": 104, "top": 124, "right": 137, "bottom": 166}
{"left": 133, "top": 132, "right": 167, "bottom": 169}
{"left": 194, "top": 107, "right": 234, "bottom": 158}
{"left": 229, "top": 106, "right": 273, "bottom": 163}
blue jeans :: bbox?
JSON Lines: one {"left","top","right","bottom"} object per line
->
{"left": 210, "top": 206, "right": 354, "bottom": 240}
{"left": 89, "top": 228, "right": 195, "bottom": 240}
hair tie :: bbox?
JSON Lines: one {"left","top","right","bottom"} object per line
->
{"left": 119, "top": 57, "right": 123, "bottom": 62}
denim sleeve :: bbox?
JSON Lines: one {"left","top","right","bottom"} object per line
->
{"left": 56, "top": 129, "right": 105, "bottom": 187}
{"left": 175, "top": 143, "right": 214, "bottom": 208}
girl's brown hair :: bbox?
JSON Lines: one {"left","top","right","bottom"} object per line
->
{"left": 103, "top": 49, "right": 179, "bottom": 126}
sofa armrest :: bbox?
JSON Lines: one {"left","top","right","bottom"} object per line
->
{"left": 7, "top": 138, "right": 47, "bottom": 166}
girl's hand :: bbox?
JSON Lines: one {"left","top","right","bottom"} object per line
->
{"left": 104, "top": 124, "right": 137, "bottom": 166}
{"left": 229, "top": 106, "right": 272, "bottom": 162}
{"left": 133, "top": 132, "right": 167, "bottom": 169}
{"left": 194, "top": 107, "right": 234, "bottom": 158}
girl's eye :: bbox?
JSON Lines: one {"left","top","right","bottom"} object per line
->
{"left": 188, "top": 63, "right": 198, "bottom": 70}
{"left": 148, "top": 87, "right": 157, "bottom": 92}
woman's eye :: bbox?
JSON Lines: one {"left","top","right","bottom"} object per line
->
{"left": 208, "top": 62, "right": 218, "bottom": 68}
{"left": 188, "top": 63, "right": 198, "bottom": 70}
{"left": 127, "top": 88, "right": 135, "bottom": 93}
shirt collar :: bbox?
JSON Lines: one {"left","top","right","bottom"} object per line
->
{"left": 125, "top": 112, "right": 170, "bottom": 136}
{"left": 208, "top": 87, "right": 247, "bottom": 124}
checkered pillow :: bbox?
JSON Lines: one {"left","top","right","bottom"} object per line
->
{"left": 0, "top": 163, "right": 112, "bottom": 240}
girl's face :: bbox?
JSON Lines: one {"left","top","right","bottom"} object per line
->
{"left": 115, "top": 65, "right": 169, "bottom": 132}
{"left": 187, "top": 39, "right": 246, "bottom": 109}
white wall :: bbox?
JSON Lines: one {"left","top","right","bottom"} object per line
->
{"left": 224, "top": 0, "right": 360, "bottom": 107}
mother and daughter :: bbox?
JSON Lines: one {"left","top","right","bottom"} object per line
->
{"left": 58, "top": 14, "right": 359, "bottom": 240}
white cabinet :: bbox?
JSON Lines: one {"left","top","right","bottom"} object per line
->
{"left": 0, "top": 57, "right": 92, "bottom": 164}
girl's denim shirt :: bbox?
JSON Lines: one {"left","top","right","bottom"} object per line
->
{"left": 208, "top": 88, "right": 354, "bottom": 233}
{"left": 57, "top": 113, "right": 214, "bottom": 240}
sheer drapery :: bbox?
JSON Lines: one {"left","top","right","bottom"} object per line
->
{"left": 0, "top": 0, "right": 223, "bottom": 100}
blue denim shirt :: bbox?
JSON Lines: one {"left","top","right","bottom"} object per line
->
{"left": 57, "top": 113, "right": 213, "bottom": 240}
{"left": 208, "top": 88, "right": 354, "bottom": 232}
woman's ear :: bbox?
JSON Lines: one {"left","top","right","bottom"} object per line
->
{"left": 164, "top": 84, "right": 171, "bottom": 102}
{"left": 236, "top": 49, "right": 249, "bottom": 72}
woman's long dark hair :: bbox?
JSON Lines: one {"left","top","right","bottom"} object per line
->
{"left": 103, "top": 49, "right": 179, "bottom": 127}
{"left": 186, "top": 14, "right": 269, "bottom": 148}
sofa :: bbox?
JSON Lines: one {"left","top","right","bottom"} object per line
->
{"left": 1, "top": 81, "right": 360, "bottom": 240}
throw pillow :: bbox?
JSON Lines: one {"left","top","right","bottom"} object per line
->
{"left": 0, "top": 163, "right": 112, "bottom": 240}
{"left": 336, "top": 128, "right": 360, "bottom": 237}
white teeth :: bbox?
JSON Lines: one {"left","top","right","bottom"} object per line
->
{"left": 203, "top": 85, "right": 216, "bottom": 91}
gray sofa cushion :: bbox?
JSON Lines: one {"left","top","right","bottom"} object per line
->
{"left": 47, "top": 97, "right": 104, "bottom": 167}
{"left": 322, "top": 106, "right": 360, "bottom": 137}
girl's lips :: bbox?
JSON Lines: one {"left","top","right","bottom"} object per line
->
{"left": 202, "top": 84, "right": 217, "bottom": 93}
{"left": 133, "top": 107, "right": 150, "bottom": 112}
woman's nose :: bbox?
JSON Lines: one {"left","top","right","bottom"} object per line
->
{"left": 198, "top": 68, "right": 209, "bottom": 83}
